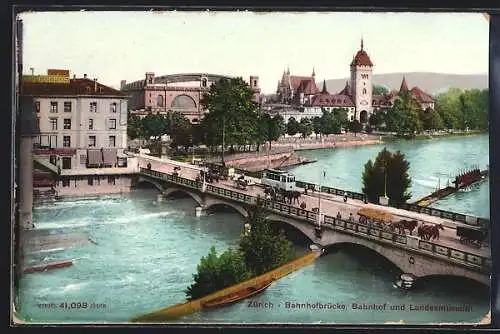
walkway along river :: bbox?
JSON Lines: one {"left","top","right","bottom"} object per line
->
{"left": 16, "top": 134, "right": 490, "bottom": 324}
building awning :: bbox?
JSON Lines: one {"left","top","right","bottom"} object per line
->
{"left": 87, "top": 149, "right": 103, "bottom": 165}
{"left": 102, "top": 148, "right": 117, "bottom": 166}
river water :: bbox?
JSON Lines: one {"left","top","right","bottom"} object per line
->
{"left": 16, "top": 134, "right": 490, "bottom": 324}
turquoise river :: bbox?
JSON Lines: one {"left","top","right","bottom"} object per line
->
{"left": 17, "top": 134, "right": 490, "bottom": 324}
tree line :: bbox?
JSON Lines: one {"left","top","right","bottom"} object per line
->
{"left": 368, "top": 88, "right": 489, "bottom": 136}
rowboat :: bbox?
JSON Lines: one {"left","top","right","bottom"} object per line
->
{"left": 202, "top": 279, "right": 273, "bottom": 309}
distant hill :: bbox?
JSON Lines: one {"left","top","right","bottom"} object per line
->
{"left": 322, "top": 72, "right": 488, "bottom": 96}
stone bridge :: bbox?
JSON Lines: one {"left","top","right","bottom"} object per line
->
{"left": 136, "top": 169, "right": 491, "bottom": 287}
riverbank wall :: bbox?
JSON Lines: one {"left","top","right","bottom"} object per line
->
{"left": 131, "top": 250, "right": 322, "bottom": 322}
{"left": 225, "top": 150, "right": 315, "bottom": 172}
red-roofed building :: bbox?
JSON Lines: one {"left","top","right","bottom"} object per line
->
{"left": 22, "top": 69, "right": 135, "bottom": 197}
{"left": 272, "top": 39, "right": 436, "bottom": 125}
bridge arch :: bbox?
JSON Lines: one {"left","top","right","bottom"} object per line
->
{"left": 204, "top": 198, "right": 248, "bottom": 218}
{"left": 321, "top": 231, "right": 489, "bottom": 286}
{"left": 265, "top": 214, "right": 316, "bottom": 242}
{"left": 163, "top": 187, "right": 204, "bottom": 207}
{"left": 136, "top": 176, "right": 165, "bottom": 193}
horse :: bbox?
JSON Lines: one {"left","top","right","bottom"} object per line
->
{"left": 418, "top": 223, "right": 444, "bottom": 240}
{"left": 290, "top": 190, "right": 301, "bottom": 204}
{"left": 401, "top": 219, "right": 419, "bottom": 235}
{"left": 390, "top": 221, "right": 406, "bottom": 235}
{"left": 426, "top": 223, "right": 444, "bottom": 240}
{"left": 391, "top": 219, "right": 419, "bottom": 235}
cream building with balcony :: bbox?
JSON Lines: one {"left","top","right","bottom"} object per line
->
{"left": 23, "top": 69, "right": 138, "bottom": 197}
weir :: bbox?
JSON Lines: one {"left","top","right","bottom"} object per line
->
{"left": 413, "top": 167, "right": 489, "bottom": 207}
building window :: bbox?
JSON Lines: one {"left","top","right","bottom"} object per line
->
{"left": 363, "top": 88, "right": 367, "bottom": 94}
{"left": 36, "top": 118, "right": 40, "bottom": 130}
{"left": 108, "top": 119, "right": 116, "bottom": 130}
{"left": 35, "top": 101, "right": 40, "bottom": 113}
{"left": 88, "top": 135, "right": 96, "bottom": 147}
{"left": 50, "top": 118, "right": 58, "bottom": 131}
{"left": 62, "top": 178, "right": 70, "bottom": 187}
{"left": 109, "top": 135, "right": 116, "bottom": 147}
{"left": 89, "top": 119, "right": 94, "bottom": 130}
{"left": 202, "top": 78, "right": 207, "bottom": 87}
{"left": 108, "top": 176, "right": 116, "bottom": 185}
{"left": 80, "top": 154, "right": 86, "bottom": 165}
{"left": 253, "top": 80, "right": 257, "bottom": 87}
{"left": 63, "top": 135, "right": 71, "bottom": 147}
{"left": 110, "top": 102, "right": 117, "bottom": 113}
{"left": 50, "top": 101, "right": 58, "bottom": 113}
{"left": 62, "top": 157, "right": 72, "bottom": 170}
{"left": 88, "top": 176, "right": 94, "bottom": 186}
{"left": 90, "top": 102, "right": 97, "bottom": 113}
{"left": 157, "top": 95, "right": 164, "bottom": 107}
{"left": 63, "top": 118, "right": 71, "bottom": 130}
{"left": 64, "top": 101, "right": 72, "bottom": 112}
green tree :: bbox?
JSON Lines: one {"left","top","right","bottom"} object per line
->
{"left": 419, "top": 108, "right": 444, "bottom": 131}
{"left": 312, "top": 116, "right": 322, "bottom": 138}
{"left": 348, "top": 120, "right": 363, "bottom": 136}
{"left": 185, "top": 247, "right": 250, "bottom": 301}
{"left": 373, "top": 84, "right": 389, "bottom": 95}
{"left": 127, "top": 112, "right": 144, "bottom": 140}
{"left": 239, "top": 196, "right": 293, "bottom": 276}
{"left": 200, "top": 77, "right": 258, "bottom": 161}
{"left": 361, "top": 148, "right": 412, "bottom": 206}
{"left": 298, "top": 117, "right": 313, "bottom": 138}
{"left": 369, "top": 112, "right": 384, "bottom": 129}
{"left": 434, "top": 87, "right": 462, "bottom": 129}
{"left": 287, "top": 117, "right": 300, "bottom": 136}
{"left": 266, "top": 115, "right": 285, "bottom": 150}
{"left": 141, "top": 113, "right": 168, "bottom": 141}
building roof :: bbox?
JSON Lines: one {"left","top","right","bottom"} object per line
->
{"left": 410, "top": 86, "right": 435, "bottom": 103}
{"left": 338, "top": 81, "right": 352, "bottom": 96}
{"left": 289, "top": 75, "right": 316, "bottom": 91}
{"left": 399, "top": 76, "right": 409, "bottom": 93}
{"left": 22, "top": 77, "right": 128, "bottom": 97}
{"left": 310, "top": 93, "right": 355, "bottom": 107}
{"left": 320, "top": 80, "right": 329, "bottom": 94}
{"left": 296, "top": 78, "right": 319, "bottom": 95}
{"left": 350, "top": 39, "right": 373, "bottom": 67}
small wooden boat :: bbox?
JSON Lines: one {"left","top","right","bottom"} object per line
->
{"left": 23, "top": 259, "right": 73, "bottom": 274}
{"left": 202, "top": 279, "right": 273, "bottom": 309}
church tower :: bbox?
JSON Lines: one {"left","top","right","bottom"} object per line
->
{"left": 349, "top": 38, "right": 374, "bottom": 123}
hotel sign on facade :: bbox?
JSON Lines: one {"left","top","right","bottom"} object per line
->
{"left": 23, "top": 69, "right": 70, "bottom": 84}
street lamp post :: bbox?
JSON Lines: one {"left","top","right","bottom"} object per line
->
{"left": 317, "top": 169, "right": 325, "bottom": 227}
{"left": 379, "top": 162, "right": 389, "bottom": 206}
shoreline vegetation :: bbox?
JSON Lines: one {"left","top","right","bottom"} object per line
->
{"left": 198, "top": 130, "right": 486, "bottom": 172}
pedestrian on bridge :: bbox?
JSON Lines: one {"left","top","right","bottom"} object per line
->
{"left": 336, "top": 211, "right": 342, "bottom": 220}
{"left": 348, "top": 213, "right": 354, "bottom": 223}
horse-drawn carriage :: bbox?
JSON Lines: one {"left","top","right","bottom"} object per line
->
{"left": 357, "top": 208, "right": 393, "bottom": 227}
{"left": 456, "top": 225, "right": 488, "bottom": 248}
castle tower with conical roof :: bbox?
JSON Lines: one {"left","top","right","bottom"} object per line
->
{"left": 349, "top": 38, "right": 374, "bottom": 123}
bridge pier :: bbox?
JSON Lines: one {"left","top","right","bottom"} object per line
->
{"left": 157, "top": 193, "right": 164, "bottom": 203}
{"left": 195, "top": 206, "right": 207, "bottom": 217}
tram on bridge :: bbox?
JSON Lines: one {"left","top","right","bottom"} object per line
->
{"left": 261, "top": 169, "right": 297, "bottom": 191}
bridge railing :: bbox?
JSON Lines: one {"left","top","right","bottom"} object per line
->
{"left": 322, "top": 214, "right": 491, "bottom": 273}
{"left": 396, "top": 203, "right": 489, "bottom": 228}
{"left": 140, "top": 168, "right": 490, "bottom": 273}
{"left": 200, "top": 162, "right": 489, "bottom": 227}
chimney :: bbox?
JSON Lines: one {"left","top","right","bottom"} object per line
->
{"left": 30, "top": 67, "right": 34, "bottom": 75}
{"left": 94, "top": 78, "right": 97, "bottom": 92}
{"left": 73, "top": 74, "right": 76, "bottom": 79}
{"left": 84, "top": 73, "right": 87, "bottom": 79}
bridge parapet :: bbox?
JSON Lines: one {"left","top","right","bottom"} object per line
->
{"left": 202, "top": 163, "right": 488, "bottom": 227}
{"left": 139, "top": 168, "right": 491, "bottom": 275}
{"left": 322, "top": 214, "right": 491, "bottom": 274}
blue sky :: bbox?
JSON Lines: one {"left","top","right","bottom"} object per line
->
{"left": 19, "top": 11, "right": 489, "bottom": 93}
